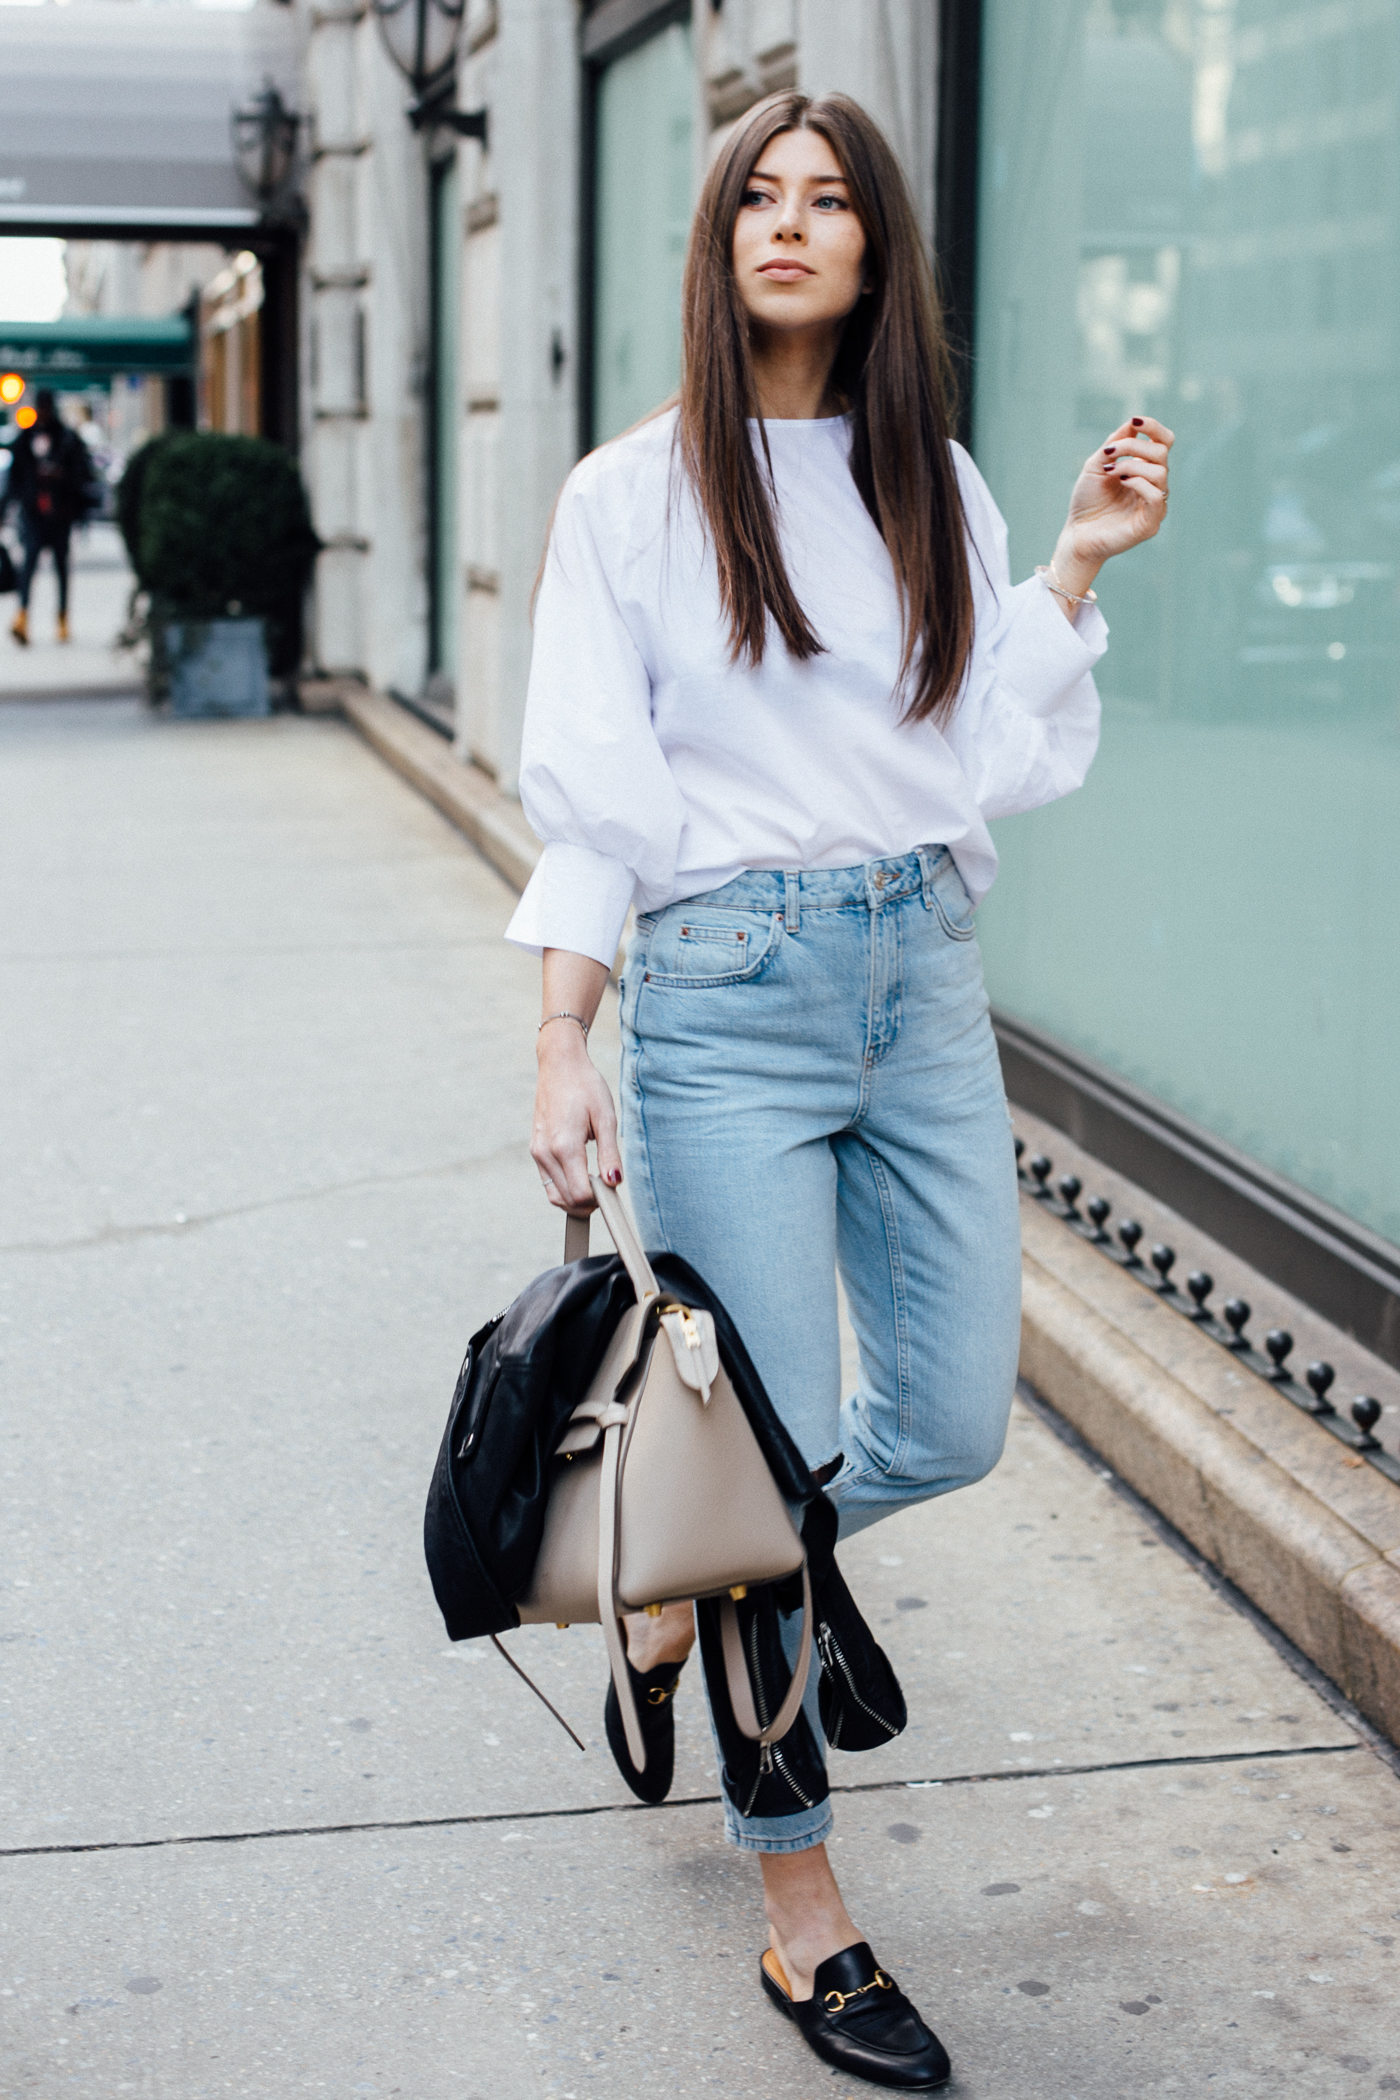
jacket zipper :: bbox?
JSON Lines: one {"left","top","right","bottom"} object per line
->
{"left": 817, "top": 1621, "right": 898, "bottom": 1739}
{"left": 741, "top": 1612, "right": 815, "bottom": 1816}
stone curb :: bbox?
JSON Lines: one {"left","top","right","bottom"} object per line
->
{"left": 1021, "top": 1201, "right": 1400, "bottom": 1746}
{"left": 319, "top": 680, "right": 540, "bottom": 894}
{"left": 334, "top": 682, "right": 1400, "bottom": 1748}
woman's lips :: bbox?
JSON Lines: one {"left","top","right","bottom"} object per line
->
{"left": 758, "top": 262, "right": 814, "bottom": 278}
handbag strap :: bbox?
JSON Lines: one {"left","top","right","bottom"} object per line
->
{"left": 598, "top": 1413, "right": 649, "bottom": 1771}
{"left": 718, "top": 1566, "right": 813, "bottom": 1747}
{"left": 562, "top": 1178, "right": 660, "bottom": 1306}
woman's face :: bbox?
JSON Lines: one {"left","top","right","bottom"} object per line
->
{"left": 731, "top": 126, "right": 869, "bottom": 340}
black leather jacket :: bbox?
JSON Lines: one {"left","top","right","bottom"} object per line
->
{"left": 424, "top": 1249, "right": 812, "bottom": 1642}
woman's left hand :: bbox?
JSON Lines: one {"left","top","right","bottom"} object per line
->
{"left": 1057, "top": 416, "right": 1174, "bottom": 577}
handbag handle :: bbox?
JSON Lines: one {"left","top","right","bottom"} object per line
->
{"left": 565, "top": 1176, "right": 812, "bottom": 1779}
{"left": 562, "top": 1177, "right": 660, "bottom": 1304}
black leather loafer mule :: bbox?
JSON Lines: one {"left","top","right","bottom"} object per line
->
{"left": 759, "top": 1941, "right": 951, "bottom": 2090}
{"left": 603, "top": 1656, "right": 687, "bottom": 1804}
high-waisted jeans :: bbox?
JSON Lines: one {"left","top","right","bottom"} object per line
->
{"left": 618, "top": 846, "right": 1022, "bottom": 1851}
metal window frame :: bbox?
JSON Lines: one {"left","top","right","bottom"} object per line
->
{"left": 578, "top": 0, "right": 691, "bottom": 456}
{"left": 935, "top": 0, "right": 982, "bottom": 448}
{"left": 426, "top": 149, "right": 454, "bottom": 677}
{"left": 937, "top": 0, "right": 1400, "bottom": 1363}
{"left": 995, "top": 1011, "right": 1400, "bottom": 1370}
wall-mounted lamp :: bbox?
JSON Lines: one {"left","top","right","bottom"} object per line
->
{"left": 231, "top": 81, "right": 301, "bottom": 205}
{"left": 371, "top": 0, "right": 489, "bottom": 144}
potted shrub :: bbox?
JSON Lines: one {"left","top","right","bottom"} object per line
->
{"left": 118, "top": 432, "right": 320, "bottom": 717}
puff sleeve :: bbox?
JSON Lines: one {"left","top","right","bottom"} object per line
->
{"left": 943, "top": 445, "right": 1106, "bottom": 823}
{"left": 505, "top": 465, "right": 686, "bottom": 966}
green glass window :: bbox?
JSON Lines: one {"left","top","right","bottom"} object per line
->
{"left": 973, "top": 0, "right": 1400, "bottom": 1247}
{"left": 591, "top": 18, "right": 694, "bottom": 444}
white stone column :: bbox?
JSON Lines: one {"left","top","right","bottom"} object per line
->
{"left": 358, "top": 12, "right": 431, "bottom": 696}
{"left": 304, "top": 0, "right": 367, "bottom": 675}
{"left": 302, "top": 0, "right": 431, "bottom": 690}
{"left": 454, "top": 0, "right": 501, "bottom": 773}
{"left": 470, "top": 0, "right": 579, "bottom": 797}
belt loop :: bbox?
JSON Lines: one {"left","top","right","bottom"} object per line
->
{"left": 917, "top": 847, "right": 936, "bottom": 910}
{"left": 784, "top": 872, "right": 801, "bottom": 935}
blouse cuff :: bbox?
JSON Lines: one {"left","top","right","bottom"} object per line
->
{"left": 990, "top": 573, "right": 1109, "bottom": 717}
{"left": 504, "top": 841, "right": 637, "bottom": 967}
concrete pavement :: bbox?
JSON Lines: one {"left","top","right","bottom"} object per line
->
{"left": 4, "top": 697, "right": 1400, "bottom": 2097}
{"left": 1, "top": 522, "right": 143, "bottom": 700}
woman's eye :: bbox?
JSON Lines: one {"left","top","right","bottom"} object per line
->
{"left": 741, "top": 188, "right": 773, "bottom": 208}
{"left": 814, "top": 194, "right": 848, "bottom": 210}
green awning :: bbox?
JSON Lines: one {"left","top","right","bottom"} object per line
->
{"left": 0, "top": 316, "right": 194, "bottom": 390}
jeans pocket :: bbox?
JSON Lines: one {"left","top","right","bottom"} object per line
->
{"left": 640, "top": 908, "right": 783, "bottom": 987}
{"left": 930, "top": 861, "right": 976, "bottom": 941}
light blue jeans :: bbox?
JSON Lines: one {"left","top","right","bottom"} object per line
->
{"left": 619, "top": 847, "right": 1023, "bottom": 1851}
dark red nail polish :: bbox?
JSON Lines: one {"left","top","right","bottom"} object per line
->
{"left": 1132, "top": 417, "right": 1144, "bottom": 427}
{"left": 1104, "top": 447, "right": 1116, "bottom": 456}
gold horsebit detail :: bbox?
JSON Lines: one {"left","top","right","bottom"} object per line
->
{"left": 646, "top": 1678, "right": 681, "bottom": 1707}
{"left": 823, "top": 1971, "right": 895, "bottom": 2015}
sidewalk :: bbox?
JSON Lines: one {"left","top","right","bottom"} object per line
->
{"left": 0, "top": 520, "right": 143, "bottom": 700}
{"left": 4, "top": 696, "right": 1400, "bottom": 2098}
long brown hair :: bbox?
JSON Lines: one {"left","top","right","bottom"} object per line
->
{"left": 679, "top": 92, "right": 973, "bottom": 726}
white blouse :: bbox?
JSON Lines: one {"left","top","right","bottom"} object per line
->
{"left": 506, "top": 408, "right": 1106, "bottom": 967}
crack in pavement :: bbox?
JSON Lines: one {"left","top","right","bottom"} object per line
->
{"left": 0, "top": 1139, "right": 528, "bottom": 1257}
{"left": 0, "top": 1741, "right": 1361, "bottom": 1860}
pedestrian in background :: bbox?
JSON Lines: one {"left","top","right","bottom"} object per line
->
{"left": 516, "top": 91, "right": 1171, "bottom": 2090}
{"left": 4, "top": 388, "right": 94, "bottom": 646}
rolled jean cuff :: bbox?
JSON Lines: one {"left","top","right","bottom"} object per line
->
{"left": 722, "top": 1794, "right": 833, "bottom": 1854}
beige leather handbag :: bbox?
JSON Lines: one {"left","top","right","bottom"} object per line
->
{"left": 515, "top": 1175, "right": 810, "bottom": 1776}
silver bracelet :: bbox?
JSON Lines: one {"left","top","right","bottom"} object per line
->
{"left": 1036, "top": 562, "right": 1098, "bottom": 607}
{"left": 538, "top": 1010, "right": 590, "bottom": 1042}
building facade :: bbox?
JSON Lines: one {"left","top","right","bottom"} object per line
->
{"left": 298, "top": 0, "right": 935, "bottom": 763}
{"left": 294, "top": 0, "right": 1400, "bottom": 1362}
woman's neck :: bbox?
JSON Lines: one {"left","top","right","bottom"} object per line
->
{"left": 749, "top": 324, "right": 843, "bottom": 420}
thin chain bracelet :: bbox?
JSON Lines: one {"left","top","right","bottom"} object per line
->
{"left": 1036, "top": 562, "right": 1098, "bottom": 607}
{"left": 538, "top": 1010, "right": 590, "bottom": 1041}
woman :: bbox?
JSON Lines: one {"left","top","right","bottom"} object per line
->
{"left": 510, "top": 91, "right": 1170, "bottom": 2091}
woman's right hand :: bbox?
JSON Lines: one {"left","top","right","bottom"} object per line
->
{"left": 531, "top": 1023, "right": 622, "bottom": 1213}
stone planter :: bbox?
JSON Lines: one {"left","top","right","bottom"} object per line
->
{"left": 164, "top": 617, "right": 270, "bottom": 719}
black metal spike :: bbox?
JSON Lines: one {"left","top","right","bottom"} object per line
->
{"left": 1264, "top": 1328, "right": 1293, "bottom": 1378}
{"left": 1086, "top": 1195, "right": 1111, "bottom": 1233}
{"left": 1352, "top": 1395, "right": 1382, "bottom": 1446}
{"left": 1118, "top": 1219, "right": 1143, "bottom": 1262}
{"left": 1150, "top": 1244, "right": 1176, "bottom": 1289}
{"left": 1014, "top": 1136, "right": 1025, "bottom": 1164}
{"left": 1029, "top": 1153, "right": 1053, "bottom": 1191}
{"left": 1222, "top": 1298, "right": 1250, "bottom": 1345}
{"left": 1186, "top": 1270, "right": 1213, "bottom": 1314}
{"left": 1058, "top": 1174, "right": 1082, "bottom": 1217}
{"left": 1305, "top": 1362, "right": 1336, "bottom": 1404}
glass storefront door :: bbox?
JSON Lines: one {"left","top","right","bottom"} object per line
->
{"left": 973, "top": 0, "right": 1400, "bottom": 1248}
{"left": 590, "top": 16, "right": 694, "bottom": 444}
